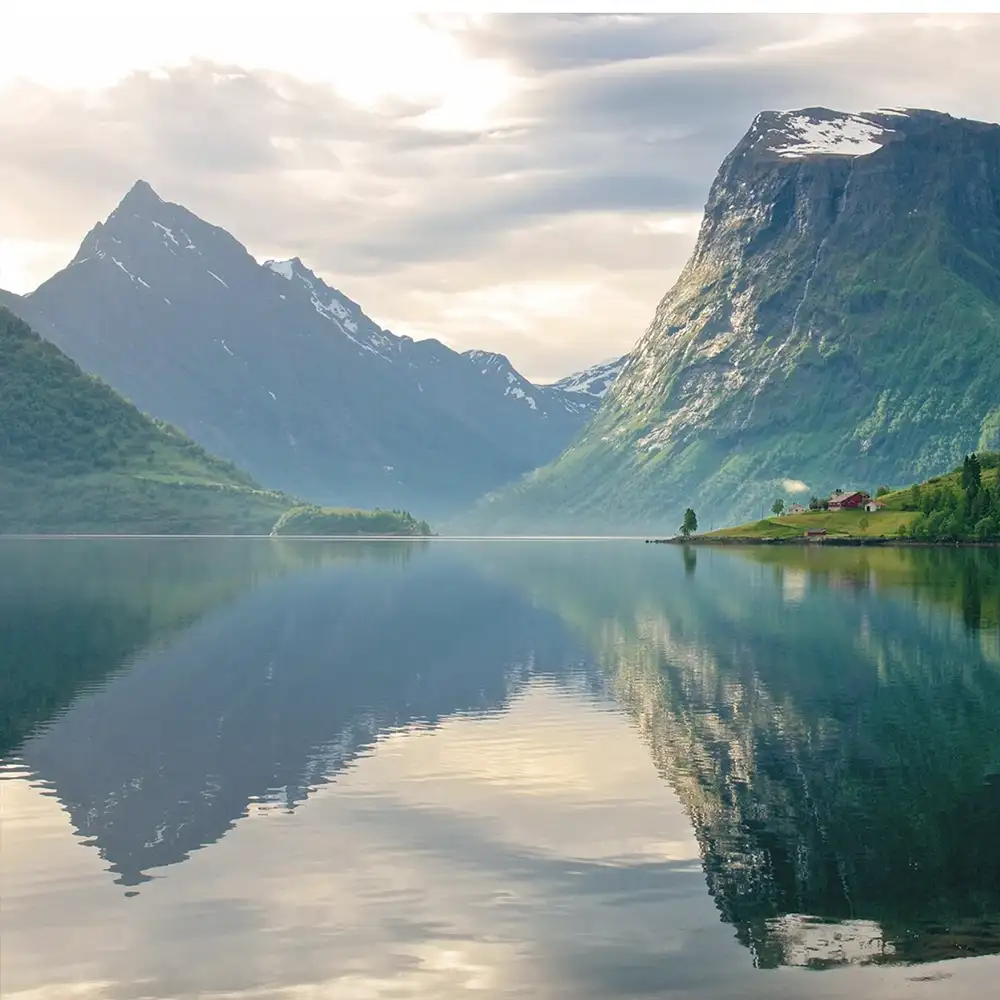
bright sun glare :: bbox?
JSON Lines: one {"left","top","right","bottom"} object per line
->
{"left": 3, "top": 5, "right": 515, "bottom": 131}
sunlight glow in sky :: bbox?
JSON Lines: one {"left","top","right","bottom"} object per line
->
{"left": 2, "top": 4, "right": 999, "bottom": 380}
{"left": 2, "top": 7, "right": 515, "bottom": 130}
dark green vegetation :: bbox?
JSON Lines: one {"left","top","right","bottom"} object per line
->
{"left": 478, "top": 541, "right": 1000, "bottom": 966}
{"left": 897, "top": 452, "right": 1000, "bottom": 540}
{"left": 681, "top": 507, "right": 698, "bottom": 536}
{"left": 465, "top": 109, "right": 1000, "bottom": 534}
{"left": 0, "top": 306, "right": 292, "bottom": 533}
{"left": 271, "top": 504, "right": 432, "bottom": 536}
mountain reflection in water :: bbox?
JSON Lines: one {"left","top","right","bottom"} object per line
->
{"left": 474, "top": 543, "right": 1000, "bottom": 969}
{"left": 2, "top": 538, "right": 1000, "bottom": 996}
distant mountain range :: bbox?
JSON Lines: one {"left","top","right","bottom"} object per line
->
{"left": 464, "top": 107, "right": 1000, "bottom": 533}
{"left": 2, "top": 181, "right": 621, "bottom": 517}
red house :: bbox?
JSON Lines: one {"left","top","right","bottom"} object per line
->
{"left": 827, "top": 489, "right": 871, "bottom": 510}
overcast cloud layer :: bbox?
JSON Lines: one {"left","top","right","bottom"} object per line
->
{"left": 2, "top": 11, "right": 998, "bottom": 380}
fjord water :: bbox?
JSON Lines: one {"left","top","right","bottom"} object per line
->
{"left": 3, "top": 540, "right": 1000, "bottom": 999}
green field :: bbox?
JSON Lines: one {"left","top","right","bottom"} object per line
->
{"left": 705, "top": 508, "right": 920, "bottom": 540}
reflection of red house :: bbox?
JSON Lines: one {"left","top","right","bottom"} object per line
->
{"left": 828, "top": 489, "right": 870, "bottom": 510}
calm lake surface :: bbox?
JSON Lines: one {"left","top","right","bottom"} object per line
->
{"left": 3, "top": 538, "right": 1000, "bottom": 999}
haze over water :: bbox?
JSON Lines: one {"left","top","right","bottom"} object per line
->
{"left": 2, "top": 538, "right": 1000, "bottom": 999}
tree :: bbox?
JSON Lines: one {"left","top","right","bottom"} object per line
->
{"left": 876, "top": 485, "right": 891, "bottom": 497}
{"left": 970, "top": 453, "right": 982, "bottom": 494}
{"left": 771, "top": 499, "right": 785, "bottom": 516}
{"left": 681, "top": 508, "right": 698, "bottom": 537}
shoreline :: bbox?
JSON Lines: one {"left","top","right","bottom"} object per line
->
{"left": 648, "top": 536, "right": 1000, "bottom": 548}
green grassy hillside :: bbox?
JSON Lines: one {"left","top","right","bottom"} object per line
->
{"left": 0, "top": 305, "right": 295, "bottom": 533}
{"left": 704, "top": 509, "right": 920, "bottom": 540}
{"left": 703, "top": 454, "right": 1000, "bottom": 541}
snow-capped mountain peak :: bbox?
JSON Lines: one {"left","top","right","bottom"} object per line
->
{"left": 265, "top": 258, "right": 297, "bottom": 280}
{"left": 552, "top": 355, "right": 629, "bottom": 399}
{"left": 749, "top": 108, "right": 897, "bottom": 160}
{"left": 745, "top": 107, "right": 958, "bottom": 161}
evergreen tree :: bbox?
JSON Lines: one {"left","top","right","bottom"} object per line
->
{"left": 900, "top": 453, "right": 998, "bottom": 541}
{"left": 681, "top": 508, "right": 698, "bottom": 537}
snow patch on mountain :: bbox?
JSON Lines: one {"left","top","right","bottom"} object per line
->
{"left": 109, "top": 256, "right": 152, "bottom": 291}
{"left": 748, "top": 108, "right": 910, "bottom": 160}
{"left": 152, "top": 222, "right": 179, "bottom": 252}
{"left": 553, "top": 356, "right": 628, "bottom": 398}
{"left": 266, "top": 259, "right": 294, "bottom": 281}
{"left": 265, "top": 257, "right": 387, "bottom": 357}
{"left": 775, "top": 113, "right": 891, "bottom": 158}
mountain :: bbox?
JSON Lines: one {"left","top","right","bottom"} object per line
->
{"left": 551, "top": 355, "right": 629, "bottom": 398}
{"left": 3, "top": 183, "right": 611, "bottom": 517}
{"left": 0, "top": 305, "right": 293, "bottom": 533}
{"left": 464, "top": 107, "right": 1000, "bottom": 534}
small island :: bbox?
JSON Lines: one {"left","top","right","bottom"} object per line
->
{"left": 657, "top": 453, "right": 1000, "bottom": 546}
{"left": 269, "top": 505, "right": 433, "bottom": 537}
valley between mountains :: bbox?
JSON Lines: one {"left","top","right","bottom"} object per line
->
{"left": 3, "top": 105, "right": 999, "bottom": 536}
{"left": 1, "top": 181, "right": 620, "bottom": 526}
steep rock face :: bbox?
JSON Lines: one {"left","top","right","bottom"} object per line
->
{"left": 4, "top": 183, "right": 608, "bottom": 517}
{"left": 468, "top": 108, "right": 1000, "bottom": 533}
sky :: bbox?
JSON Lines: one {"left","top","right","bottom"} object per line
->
{"left": 1, "top": 4, "right": 999, "bottom": 382}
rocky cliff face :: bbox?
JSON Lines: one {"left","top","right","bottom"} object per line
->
{"left": 468, "top": 108, "right": 1000, "bottom": 533}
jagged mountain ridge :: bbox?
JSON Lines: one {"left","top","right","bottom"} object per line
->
{"left": 3, "top": 182, "right": 619, "bottom": 517}
{"left": 465, "top": 107, "right": 1000, "bottom": 533}
{"left": 262, "top": 257, "right": 599, "bottom": 418}
{"left": 551, "top": 354, "right": 629, "bottom": 399}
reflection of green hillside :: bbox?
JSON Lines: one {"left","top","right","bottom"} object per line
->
{"left": 476, "top": 542, "right": 1000, "bottom": 968}
{"left": 0, "top": 539, "right": 425, "bottom": 756}
{"left": 737, "top": 545, "right": 1000, "bottom": 637}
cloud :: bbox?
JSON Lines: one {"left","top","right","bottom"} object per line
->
{"left": 782, "top": 479, "right": 810, "bottom": 495}
{"left": 1, "top": 13, "right": 999, "bottom": 380}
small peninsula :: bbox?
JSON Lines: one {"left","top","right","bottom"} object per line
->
{"left": 663, "top": 453, "right": 1000, "bottom": 546}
